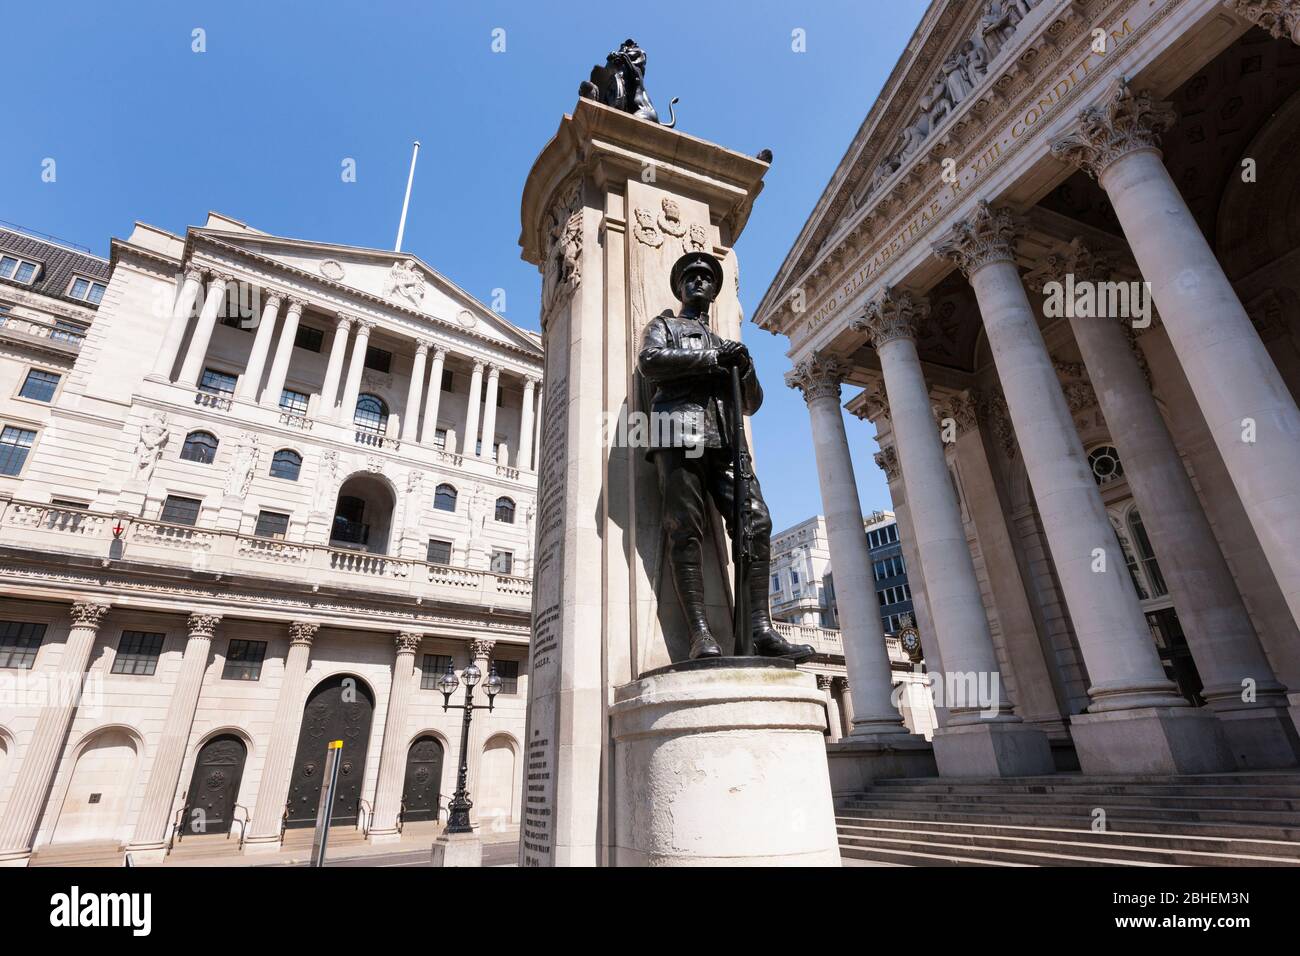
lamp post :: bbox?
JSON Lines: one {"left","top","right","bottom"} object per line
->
{"left": 437, "top": 657, "right": 502, "bottom": 833}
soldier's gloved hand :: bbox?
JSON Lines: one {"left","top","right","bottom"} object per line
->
{"left": 716, "top": 341, "right": 751, "bottom": 369}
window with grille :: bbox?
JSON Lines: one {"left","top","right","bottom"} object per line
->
{"left": 160, "top": 495, "right": 202, "bottom": 526}
{"left": 112, "top": 631, "right": 165, "bottom": 675}
{"left": 1088, "top": 445, "right": 1124, "bottom": 485}
{"left": 19, "top": 368, "right": 60, "bottom": 403}
{"left": 0, "top": 255, "right": 40, "bottom": 284}
{"left": 279, "top": 389, "right": 309, "bottom": 415}
{"left": 0, "top": 425, "right": 36, "bottom": 476}
{"left": 427, "top": 538, "right": 453, "bottom": 565}
{"left": 493, "top": 659, "right": 519, "bottom": 695}
{"left": 51, "top": 319, "right": 85, "bottom": 344}
{"left": 254, "top": 510, "right": 290, "bottom": 539}
{"left": 222, "top": 639, "right": 267, "bottom": 680}
{"left": 198, "top": 368, "right": 237, "bottom": 396}
{"left": 0, "top": 621, "right": 46, "bottom": 669}
{"left": 353, "top": 394, "right": 386, "bottom": 434}
{"left": 269, "top": 449, "right": 302, "bottom": 481}
{"left": 490, "top": 550, "right": 513, "bottom": 575}
{"left": 434, "top": 483, "right": 457, "bottom": 512}
{"left": 495, "top": 497, "right": 515, "bottom": 523}
{"left": 68, "top": 276, "right": 106, "bottom": 305}
{"left": 180, "top": 430, "right": 219, "bottom": 464}
{"left": 433, "top": 428, "right": 447, "bottom": 450}
{"left": 421, "top": 654, "right": 454, "bottom": 690}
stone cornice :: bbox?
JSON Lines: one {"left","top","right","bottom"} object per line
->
{"left": 1050, "top": 77, "right": 1176, "bottom": 180}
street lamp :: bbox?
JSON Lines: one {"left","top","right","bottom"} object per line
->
{"left": 438, "top": 657, "right": 501, "bottom": 833}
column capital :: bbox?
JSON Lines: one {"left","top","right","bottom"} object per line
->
{"left": 852, "top": 286, "right": 929, "bottom": 348}
{"left": 932, "top": 200, "right": 1019, "bottom": 277}
{"left": 485, "top": 363, "right": 501, "bottom": 379}
{"left": 69, "top": 601, "right": 111, "bottom": 629}
{"left": 354, "top": 318, "right": 375, "bottom": 336}
{"left": 873, "top": 445, "right": 901, "bottom": 482}
{"left": 288, "top": 621, "right": 319, "bottom": 646}
{"left": 816, "top": 674, "right": 834, "bottom": 690}
{"left": 524, "top": 374, "right": 540, "bottom": 389}
{"left": 395, "top": 631, "right": 424, "bottom": 654}
{"left": 284, "top": 296, "right": 307, "bottom": 313}
{"left": 469, "top": 638, "right": 495, "bottom": 661}
{"left": 1050, "top": 77, "right": 1176, "bottom": 181}
{"left": 262, "top": 292, "right": 284, "bottom": 311}
{"left": 212, "top": 272, "right": 237, "bottom": 287}
{"left": 334, "top": 312, "right": 355, "bottom": 330}
{"left": 183, "top": 263, "right": 208, "bottom": 284}
{"left": 414, "top": 338, "right": 433, "bottom": 355}
{"left": 834, "top": 677, "right": 849, "bottom": 693}
{"left": 1223, "top": 0, "right": 1300, "bottom": 43}
{"left": 1023, "top": 236, "right": 1119, "bottom": 292}
{"left": 187, "top": 613, "right": 221, "bottom": 640}
{"left": 471, "top": 359, "right": 486, "bottom": 375}
{"left": 785, "top": 352, "right": 845, "bottom": 405}
{"left": 851, "top": 383, "right": 890, "bottom": 422}
{"left": 431, "top": 345, "right": 448, "bottom": 362}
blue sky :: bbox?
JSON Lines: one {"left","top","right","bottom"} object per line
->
{"left": 2, "top": 0, "right": 928, "bottom": 532}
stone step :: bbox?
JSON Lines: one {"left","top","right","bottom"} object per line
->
{"left": 839, "top": 789, "right": 1300, "bottom": 811}
{"left": 838, "top": 843, "right": 1031, "bottom": 867}
{"left": 279, "top": 826, "right": 368, "bottom": 849}
{"left": 838, "top": 830, "right": 1180, "bottom": 867}
{"left": 840, "top": 799, "right": 1300, "bottom": 829}
{"left": 836, "top": 818, "right": 1300, "bottom": 866}
{"left": 835, "top": 804, "right": 1300, "bottom": 841}
{"left": 166, "top": 833, "right": 244, "bottom": 860}
{"left": 866, "top": 772, "right": 1300, "bottom": 788}
{"left": 843, "top": 781, "right": 1300, "bottom": 799}
{"left": 30, "top": 841, "right": 124, "bottom": 867}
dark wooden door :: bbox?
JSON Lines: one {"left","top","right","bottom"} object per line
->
{"left": 401, "top": 736, "right": 444, "bottom": 823}
{"left": 183, "top": 734, "right": 246, "bottom": 835}
{"left": 285, "top": 675, "right": 375, "bottom": 828}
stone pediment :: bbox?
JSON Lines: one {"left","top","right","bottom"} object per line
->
{"left": 193, "top": 226, "right": 542, "bottom": 356}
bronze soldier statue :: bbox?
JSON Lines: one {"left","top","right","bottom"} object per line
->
{"left": 638, "top": 251, "right": 815, "bottom": 663}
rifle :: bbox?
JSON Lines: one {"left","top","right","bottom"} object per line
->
{"left": 730, "top": 364, "right": 753, "bottom": 656}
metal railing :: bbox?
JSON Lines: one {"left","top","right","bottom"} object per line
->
{"left": 357, "top": 799, "right": 373, "bottom": 838}
{"left": 230, "top": 804, "right": 250, "bottom": 849}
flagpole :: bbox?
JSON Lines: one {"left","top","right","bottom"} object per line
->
{"left": 395, "top": 140, "right": 421, "bottom": 252}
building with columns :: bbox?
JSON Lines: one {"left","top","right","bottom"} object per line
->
{"left": 0, "top": 212, "right": 542, "bottom": 865}
{"left": 758, "top": 0, "right": 1300, "bottom": 780}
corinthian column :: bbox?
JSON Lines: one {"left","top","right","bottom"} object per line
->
{"left": 479, "top": 365, "right": 501, "bottom": 462}
{"left": 463, "top": 361, "right": 485, "bottom": 457}
{"left": 1222, "top": 0, "right": 1300, "bottom": 44}
{"left": 403, "top": 340, "right": 431, "bottom": 442}
{"left": 370, "top": 632, "right": 422, "bottom": 842}
{"left": 934, "top": 201, "right": 1231, "bottom": 774}
{"left": 518, "top": 376, "right": 538, "bottom": 470}
{"left": 1052, "top": 77, "right": 1300, "bottom": 642}
{"left": 786, "top": 355, "right": 909, "bottom": 740}
{"left": 152, "top": 264, "right": 206, "bottom": 380}
{"left": 0, "top": 601, "right": 111, "bottom": 864}
{"left": 337, "top": 319, "right": 374, "bottom": 425}
{"left": 244, "top": 621, "right": 318, "bottom": 853}
{"left": 314, "top": 313, "right": 352, "bottom": 415}
{"left": 177, "top": 273, "right": 232, "bottom": 387}
{"left": 258, "top": 297, "right": 304, "bottom": 409}
{"left": 127, "top": 613, "right": 221, "bottom": 859}
{"left": 853, "top": 290, "right": 1051, "bottom": 776}
{"left": 421, "top": 347, "right": 448, "bottom": 446}
{"left": 237, "top": 293, "right": 282, "bottom": 401}
{"left": 1040, "top": 239, "right": 1298, "bottom": 768}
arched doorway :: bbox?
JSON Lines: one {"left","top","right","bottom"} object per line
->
{"left": 285, "top": 674, "right": 375, "bottom": 828}
{"left": 477, "top": 735, "right": 517, "bottom": 827}
{"left": 400, "top": 735, "right": 445, "bottom": 823}
{"left": 330, "top": 473, "right": 396, "bottom": 555}
{"left": 182, "top": 734, "right": 247, "bottom": 835}
{"left": 52, "top": 728, "right": 139, "bottom": 845}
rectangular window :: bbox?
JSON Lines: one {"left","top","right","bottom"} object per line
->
{"left": 790, "top": 570, "right": 799, "bottom": 585}
{"left": 50, "top": 498, "right": 89, "bottom": 509}
{"left": 490, "top": 550, "right": 513, "bottom": 575}
{"left": 364, "top": 346, "right": 392, "bottom": 373}
{"left": 294, "top": 325, "right": 323, "bottom": 352}
{"left": 19, "top": 368, "right": 60, "bottom": 402}
{"left": 68, "top": 276, "right": 107, "bottom": 305}
{"left": 0, "top": 255, "right": 41, "bottom": 284}
{"left": 421, "top": 653, "right": 453, "bottom": 690}
{"left": 111, "top": 630, "right": 165, "bottom": 676}
{"left": 433, "top": 428, "right": 447, "bottom": 451}
{"left": 279, "top": 388, "right": 309, "bottom": 414}
{"left": 0, "top": 304, "right": 10, "bottom": 326}
{"left": 494, "top": 659, "right": 519, "bottom": 695}
{"left": 51, "top": 319, "right": 86, "bottom": 344}
{"left": 254, "top": 510, "right": 290, "bottom": 539}
{"left": 878, "top": 590, "right": 887, "bottom": 607}
{"left": 426, "top": 538, "right": 453, "bottom": 565}
{"left": 771, "top": 574, "right": 780, "bottom": 592}
{"left": 222, "top": 639, "right": 267, "bottom": 681}
{"left": 160, "top": 495, "right": 202, "bottom": 526}
{"left": 441, "top": 369, "right": 454, "bottom": 392}
{"left": 0, "top": 426, "right": 36, "bottom": 476}
{"left": 198, "top": 367, "right": 237, "bottom": 396}
{"left": 0, "top": 620, "right": 46, "bottom": 669}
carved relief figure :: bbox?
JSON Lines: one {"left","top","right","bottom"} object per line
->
{"left": 225, "top": 434, "right": 261, "bottom": 497}
{"left": 134, "top": 412, "right": 169, "bottom": 481}
{"left": 980, "top": 0, "right": 1023, "bottom": 57}
{"left": 385, "top": 258, "right": 425, "bottom": 307}
{"left": 542, "top": 181, "right": 583, "bottom": 314}
{"left": 942, "top": 49, "right": 975, "bottom": 103}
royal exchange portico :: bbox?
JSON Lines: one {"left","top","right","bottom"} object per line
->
{"left": 759, "top": 0, "right": 1300, "bottom": 781}
{"left": 0, "top": 212, "right": 542, "bottom": 865}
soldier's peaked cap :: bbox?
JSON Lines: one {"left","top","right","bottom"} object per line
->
{"left": 670, "top": 251, "right": 724, "bottom": 300}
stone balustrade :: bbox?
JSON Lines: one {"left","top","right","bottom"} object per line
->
{"left": 774, "top": 621, "right": 844, "bottom": 657}
{"left": 0, "top": 498, "right": 532, "bottom": 610}
{"left": 0, "top": 312, "right": 86, "bottom": 350}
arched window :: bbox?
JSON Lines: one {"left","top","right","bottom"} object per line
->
{"left": 434, "top": 483, "right": 458, "bottom": 512}
{"left": 353, "top": 394, "right": 387, "bottom": 435}
{"left": 1087, "top": 445, "right": 1124, "bottom": 485}
{"left": 495, "top": 496, "right": 515, "bottom": 523}
{"left": 180, "top": 430, "right": 219, "bottom": 464}
{"left": 1127, "top": 508, "right": 1168, "bottom": 597}
{"left": 269, "top": 449, "right": 302, "bottom": 481}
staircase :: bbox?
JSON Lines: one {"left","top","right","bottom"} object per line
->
{"left": 29, "top": 840, "right": 125, "bottom": 867}
{"left": 836, "top": 773, "right": 1300, "bottom": 866}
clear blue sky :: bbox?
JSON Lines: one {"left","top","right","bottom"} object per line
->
{"left": 2, "top": 0, "right": 928, "bottom": 532}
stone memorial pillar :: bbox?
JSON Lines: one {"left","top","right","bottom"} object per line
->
{"left": 518, "top": 96, "right": 837, "bottom": 866}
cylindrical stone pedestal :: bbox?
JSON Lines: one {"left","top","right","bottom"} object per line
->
{"left": 610, "top": 659, "right": 840, "bottom": 867}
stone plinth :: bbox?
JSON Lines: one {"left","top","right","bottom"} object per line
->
{"left": 431, "top": 831, "right": 482, "bottom": 868}
{"left": 825, "top": 735, "right": 938, "bottom": 794}
{"left": 609, "top": 659, "right": 840, "bottom": 867}
{"left": 1070, "top": 707, "right": 1235, "bottom": 775}
{"left": 931, "top": 720, "right": 1056, "bottom": 778}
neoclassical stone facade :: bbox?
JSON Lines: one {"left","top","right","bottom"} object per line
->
{"left": 0, "top": 213, "right": 542, "bottom": 864}
{"left": 759, "top": 0, "right": 1300, "bottom": 778}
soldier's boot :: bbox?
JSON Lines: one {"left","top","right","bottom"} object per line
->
{"left": 749, "top": 557, "right": 815, "bottom": 663}
{"left": 677, "top": 559, "right": 722, "bottom": 660}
